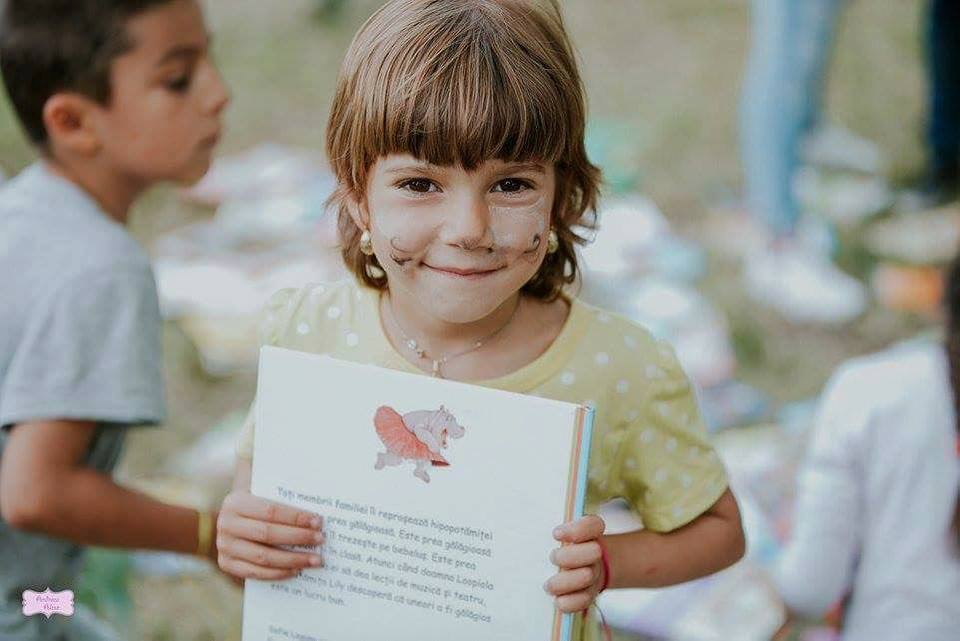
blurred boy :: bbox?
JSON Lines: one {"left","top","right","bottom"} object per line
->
{"left": 0, "top": 1, "right": 229, "bottom": 638}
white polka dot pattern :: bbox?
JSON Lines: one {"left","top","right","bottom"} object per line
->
{"left": 248, "top": 279, "right": 729, "bottom": 537}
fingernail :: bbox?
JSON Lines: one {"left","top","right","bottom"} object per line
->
{"left": 310, "top": 555, "right": 322, "bottom": 566}
{"left": 553, "top": 526, "right": 565, "bottom": 539}
{"left": 314, "top": 532, "right": 325, "bottom": 544}
{"left": 543, "top": 581, "right": 551, "bottom": 593}
{"left": 311, "top": 516, "right": 322, "bottom": 529}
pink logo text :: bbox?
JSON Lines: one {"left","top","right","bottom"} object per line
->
{"left": 22, "top": 588, "right": 74, "bottom": 618}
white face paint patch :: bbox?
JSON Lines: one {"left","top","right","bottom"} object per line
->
{"left": 488, "top": 193, "right": 550, "bottom": 262}
{"left": 369, "top": 200, "right": 441, "bottom": 271}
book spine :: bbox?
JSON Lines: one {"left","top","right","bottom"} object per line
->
{"left": 557, "top": 405, "right": 597, "bottom": 641}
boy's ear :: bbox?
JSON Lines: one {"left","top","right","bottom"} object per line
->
{"left": 42, "top": 93, "right": 101, "bottom": 156}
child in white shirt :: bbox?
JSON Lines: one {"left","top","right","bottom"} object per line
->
{"left": 774, "top": 259, "right": 960, "bottom": 641}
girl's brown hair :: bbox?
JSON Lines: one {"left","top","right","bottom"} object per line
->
{"left": 325, "top": 0, "right": 602, "bottom": 301}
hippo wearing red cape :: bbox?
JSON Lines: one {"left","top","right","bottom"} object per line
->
{"left": 373, "top": 405, "right": 466, "bottom": 483}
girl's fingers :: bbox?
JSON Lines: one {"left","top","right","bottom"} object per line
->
{"left": 544, "top": 565, "right": 600, "bottom": 596}
{"left": 219, "top": 556, "right": 301, "bottom": 581}
{"left": 219, "top": 514, "right": 325, "bottom": 547}
{"left": 555, "top": 591, "right": 595, "bottom": 613}
{"left": 222, "top": 492, "right": 322, "bottom": 529}
{"left": 219, "top": 534, "right": 322, "bottom": 570}
{"left": 550, "top": 541, "right": 602, "bottom": 569}
{"left": 553, "top": 515, "right": 605, "bottom": 543}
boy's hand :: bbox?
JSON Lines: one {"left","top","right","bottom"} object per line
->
{"left": 217, "top": 490, "right": 325, "bottom": 581}
{"left": 545, "top": 515, "right": 606, "bottom": 613}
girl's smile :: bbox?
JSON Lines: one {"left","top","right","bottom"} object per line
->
{"left": 422, "top": 263, "right": 506, "bottom": 279}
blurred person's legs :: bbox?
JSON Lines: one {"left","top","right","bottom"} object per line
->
{"left": 740, "top": 0, "right": 843, "bottom": 236}
{"left": 926, "top": 0, "right": 960, "bottom": 202}
{"left": 740, "top": 0, "right": 866, "bottom": 324}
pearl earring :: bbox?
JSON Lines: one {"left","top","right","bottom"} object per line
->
{"left": 359, "top": 229, "right": 374, "bottom": 255}
{"left": 546, "top": 229, "right": 559, "bottom": 254}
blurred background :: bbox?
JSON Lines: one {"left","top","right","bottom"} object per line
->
{"left": 0, "top": 0, "right": 951, "bottom": 639}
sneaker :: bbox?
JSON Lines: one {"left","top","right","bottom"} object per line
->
{"left": 744, "top": 243, "right": 867, "bottom": 325}
{"left": 864, "top": 206, "right": 960, "bottom": 265}
{"left": 800, "top": 123, "right": 884, "bottom": 175}
{"left": 794, "top": 166, "right": 893, "bottom": 225}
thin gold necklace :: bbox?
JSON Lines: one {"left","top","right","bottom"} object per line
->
{"left": 387, "top": 297, "right": 521, "bottom": 378}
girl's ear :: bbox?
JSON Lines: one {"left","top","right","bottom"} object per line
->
{"left": 345, "top": 189, "right": 370, "bottom": 231}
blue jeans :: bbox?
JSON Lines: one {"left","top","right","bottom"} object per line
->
{"left": 740, "top": 0, "right": 846, "bottom": 236}
{"left": 928, "top": 0, "right": 960, "bottom": 177}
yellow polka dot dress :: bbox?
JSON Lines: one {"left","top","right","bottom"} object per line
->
{"left": 236, "top": 279, "right": 729, "bottom": 640}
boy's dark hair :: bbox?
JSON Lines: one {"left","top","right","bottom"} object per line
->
{"left": 944, "top": 254, "right": 960, "bottom": 544}
{"left": 0, "top": 0, "right": 174, "bottom": 146}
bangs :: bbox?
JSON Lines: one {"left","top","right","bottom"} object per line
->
{"left": 376, "top": 14, "right": 571, "bottom": 168}
{"left": 331, "top": 0, "right": 583, "bottom": 186}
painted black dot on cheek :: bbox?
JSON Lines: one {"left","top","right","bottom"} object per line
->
{"left": 388, "top": 237, "right": 415, "bottom": 266}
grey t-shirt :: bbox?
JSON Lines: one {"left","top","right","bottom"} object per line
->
{"left": 0, "top": 163, "right": 165, "bottom": 638}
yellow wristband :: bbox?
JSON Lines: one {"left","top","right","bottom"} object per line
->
{"left": 196, "top": 510, "right": 214, "bottom": 558}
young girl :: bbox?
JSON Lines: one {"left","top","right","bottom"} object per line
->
{"left": 773, "top": 258, "right": 960, "bottom": 640}
{"left": 216, "top": 1, "right": 744, "bottom": 637}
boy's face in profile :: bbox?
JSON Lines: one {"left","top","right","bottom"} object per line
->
{"left": 87, "top": 0, "right": 229, "bottom": 185}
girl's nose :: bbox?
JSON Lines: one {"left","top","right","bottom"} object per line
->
{"left": 444, "top": 192, "right": 494, "bottom": 250}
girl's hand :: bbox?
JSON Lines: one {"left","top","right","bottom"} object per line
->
{"left": 545, "top": 515, "right": 606, "bottom": 612}
{"left": 217, "top": 490, "right": 325, "bottom": 581}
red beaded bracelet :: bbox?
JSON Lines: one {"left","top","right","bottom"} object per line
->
{"left": 596, "top": 537, "right": 611, "bottom": 593}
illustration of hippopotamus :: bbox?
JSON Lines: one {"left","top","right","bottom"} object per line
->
{"left": 373, "top": 405, "right": 466, "bottom": 483}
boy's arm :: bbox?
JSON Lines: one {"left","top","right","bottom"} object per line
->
{"left": 0, "top": 420, "right": 216, "bottom": 559}
{"left": 603, "top": 488, "right": 745, "bottom": 588}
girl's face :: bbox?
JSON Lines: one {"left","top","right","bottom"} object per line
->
{"left": 359, "top": 154, "right": 556, "bottom": 324}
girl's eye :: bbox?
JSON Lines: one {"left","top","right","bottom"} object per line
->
{"left": 399, "top": 179, "right": 439, "bottom": 194}
{"left": 165, "top": 74, "right": 192, "bottom": 93}
{"left": 492, "top": 178, "right": 533, "bottom": 194}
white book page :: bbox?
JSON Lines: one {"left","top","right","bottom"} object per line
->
{"left": 242, "top": 346, "right": 589, "bottom": 641}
